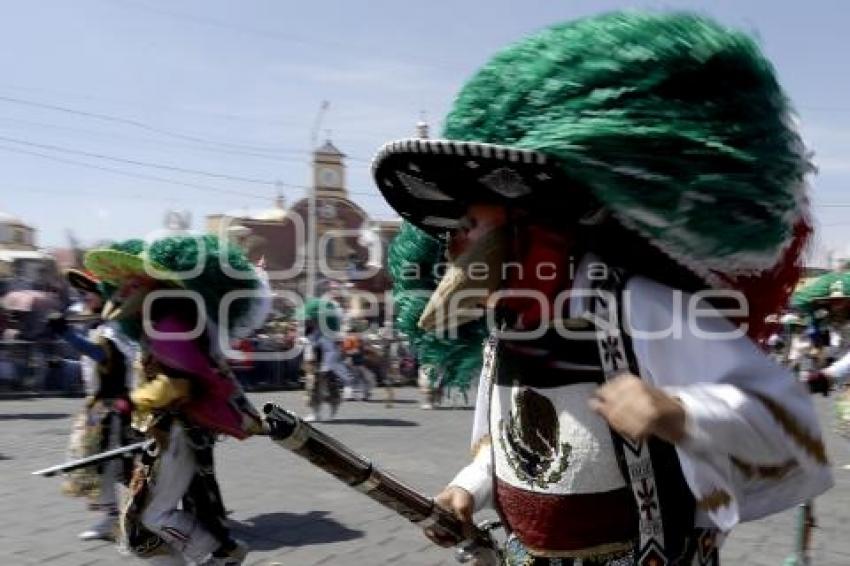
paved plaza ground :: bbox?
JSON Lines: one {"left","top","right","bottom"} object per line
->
{"left": 1, "top": 389, "right": 848, "bottom": 565}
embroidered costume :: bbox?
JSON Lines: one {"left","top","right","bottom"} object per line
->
{"left": 794, "top": 274, "right": 850, "bottom": 443}
{"left": 84, "top": 235, "right": 269, "bottom": 565}
{"left": 377, "top": 12, "right": 833, "bottom": 565}
{"left": 56, "top": 266, "right": 139, "bottom": 541}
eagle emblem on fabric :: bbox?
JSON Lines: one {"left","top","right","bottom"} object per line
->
{"left": 499, "top": 387, "right": 571, "bottom": 488}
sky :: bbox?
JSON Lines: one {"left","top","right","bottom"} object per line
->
{"left": 0, "top": 0, "right": 848, "bottom": 264}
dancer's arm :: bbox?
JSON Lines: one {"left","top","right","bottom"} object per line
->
{"left": 60, "top": 327, "right": 108, "bottom": 363}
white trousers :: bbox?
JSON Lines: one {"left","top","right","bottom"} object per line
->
{"left": 140, "top": 423, "right": 218, "bottom": 564}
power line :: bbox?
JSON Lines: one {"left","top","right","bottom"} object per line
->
{"left": 0, "top": 94, "right": 305, "bottom": 155}
{"left": 0, "top": 83, "right": 405, "bottom": 157}
{"left": 115, "top": 0, "right": 337, "bottom": 49}
{"left": 0, "top": 134, "right": 278, "bottom": 186}
{"left": 0, "top": 144, "right": 271, "bottom": 200}
{"left": 0, "top": 115, "right": 325, "bottom": 164}
{"left": 7, "top": 185, "right": 244, "bottom": 205}
{"left": 0, "top": 140, "right": 386, "bottom": 199}
{"left": 111, "top": 0, "right": 850, "bottom": 114}
{"left": 6, "top": 184, "right": 402, "bottom": 224}
{"left": 0, "top": 96, "right": 381, "bottom": 163}
{"left": 12, "top": 129, "right": 843, "bottom": 205}
{"left": 110, "top": 0, "right": 458, "bottom": 73}
{"left": 0, "top": 82, "right": 307, "bottom": 127}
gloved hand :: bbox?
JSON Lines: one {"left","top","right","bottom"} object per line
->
{"left": 46, "top": 313, "right": 68, "bottom": 336}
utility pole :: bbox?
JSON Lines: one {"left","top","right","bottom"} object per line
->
{"left": 65, "top": 229, "right": 82, "bottom": 268}
{"left": 307, "top": 100, "right": 330, "bottom": 298}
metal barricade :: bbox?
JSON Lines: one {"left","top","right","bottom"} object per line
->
{"left": 0, "top": 338, "right": 82, "bottom": 394}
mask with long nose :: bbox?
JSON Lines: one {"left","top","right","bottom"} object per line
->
{"left": 102, "top": 276, "right": 160, "bottom": 322}
{"left": 418, "top": 225, "right": 508, "bottom": 333}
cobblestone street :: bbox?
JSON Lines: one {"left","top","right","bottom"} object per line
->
{"left": 1, "top": 390, "right": 848, "bottom": 565}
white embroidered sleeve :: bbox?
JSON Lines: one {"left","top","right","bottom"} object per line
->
{"left": 625, "top": 276, "right": 829, "bottom": 468}
{"left": 448, "top": 449, "right": 493, "bottom": 513}
{"left": 624, "top": 276, "right": 832, "bottom": 528}
{"left": 448, "top": 333, "right": 497, "bottom": 514}
{"left": 661, "top": 382, "right": 799, "bottom": 461}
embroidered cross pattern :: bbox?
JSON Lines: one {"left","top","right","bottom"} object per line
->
{"left": 592, "top": 265, "right": 668, "bottom": 560}
{"left": 602, "top": 335, "right": 625, "bottom": 369}
{"left": 637, "top": 478, "right": 659, "bottom": 520}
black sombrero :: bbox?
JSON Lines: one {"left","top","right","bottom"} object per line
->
{"left": 65, "top": 269, "right": 100, "bottom": 294}
{"left": 372, "top": 139, "right": 590, "bottom": 236}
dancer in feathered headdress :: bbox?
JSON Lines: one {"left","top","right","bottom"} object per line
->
{"left": 51, "top": 253, "right": 139, "bottom": 543}
{"left": 295, "top": 297, "right": 348, "bottom": 421}
{"left": 377, "top": 12, "right": 832, "bottom": 564}
{"left": 84, "top": 234, "right": 269, "bottom": 565}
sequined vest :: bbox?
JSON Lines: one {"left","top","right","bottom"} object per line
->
{"left": 488, "top": 269, "right": 720, "bottom": 565}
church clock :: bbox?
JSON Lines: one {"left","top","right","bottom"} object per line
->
{"left": 319, "top": 167, "right": 340, "bottom": 188}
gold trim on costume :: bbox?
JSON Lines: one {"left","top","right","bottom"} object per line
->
{"left": 96, "top": 335, "right": 113, "bottom": 377}
{"left": 730, "top": 456, "right": 797, "bottom": 480}
{"left": 523, "top": 540, "right": 635, "bottom": 559}
{"left": 697, "top": 489, "right": 732, "bottom": 512}
{"left": 753, "top": 393, "right": 828, "bottom": 465}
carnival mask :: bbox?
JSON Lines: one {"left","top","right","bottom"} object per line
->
{"left": 102, "top": 276, "right": 158, "bottom": 322}
{"left": 418, "top": 225, "right": 507, "bottom": 333}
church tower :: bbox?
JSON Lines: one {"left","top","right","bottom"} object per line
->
{"left": 312, "top": 139, "right": 346, "bottom": 199}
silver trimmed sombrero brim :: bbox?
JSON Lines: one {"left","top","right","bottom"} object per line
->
{"left": 65, "top": 269, "right": 100, "bottom": 294}
{"left": 372, "top": 138, "right": 582, "bottom": 236}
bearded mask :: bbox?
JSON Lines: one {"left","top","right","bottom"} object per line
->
{"left": 418, "top": 226, "right": 508, "bottom": 333}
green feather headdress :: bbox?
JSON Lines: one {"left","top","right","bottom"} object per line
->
{"left": 792, "top": 272, "right": 850, "bottom": 311}
{"left": 441, "top": 11, "right": 810, "bottom": 282}
{"left": 383, "top": 11, "right": 813, "bottom": 383}
{"left": 389, "top": 223, "right": 488, "bottom": 389}
{"left": 86, "top": 235, "right": 268, "bottom": 338}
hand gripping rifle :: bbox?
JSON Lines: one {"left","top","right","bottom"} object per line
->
{"left": 263, "top": 403, "right": 501, "bottom": 565}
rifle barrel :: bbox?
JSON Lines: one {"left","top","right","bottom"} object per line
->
{"left": 263, "top": 404, "right": 473, "bottom": 543}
